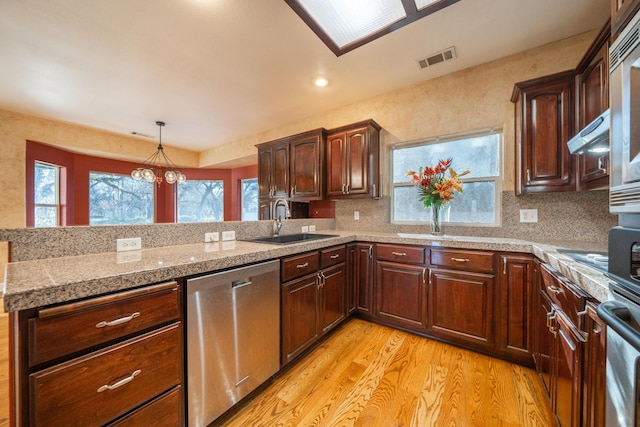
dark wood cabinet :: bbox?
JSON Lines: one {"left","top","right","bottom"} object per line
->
{"left": 553, "top": 310, "right": 584, "bottom": 427}
{"left": 281, "top": 245, "right": 347, "bottom": 365}
{"left": 535, "top": 285, "right": 555, "bottom": 397}
{"left": 496, "top": 254, "right": 535, "bottom": 365}
{"left": 14, "top": 281, "right": 184, "bottom": 427}
{"left": 326, "top": 120, "right": 381, "bottom": 199}
{"left": 427, "top": 268, "right": 494, "bottom": 350}
{"left": 257, "top": 141, "right": 288, "bottom": 199}
{"left": 612, "top": 0, "right": 640, "bottom": 36}
{"left": 582, "top": 301, "right": 607, "bottom": 427}
{"left": 577, "top": 22, "right": 611, "bottom": 190}
{"left": 375, "top": 260, "right": 428, "bottom": 332}
{"left": 289, "top": 128, "right": 326, "bottom": 200}
{"left": 512, "top": 71, "right": 576, "bottom": 194}
{"left": 347, "top": 242, "right": 374, "bottom": 317}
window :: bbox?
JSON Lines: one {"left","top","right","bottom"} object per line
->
{"left": 177, "top": 180, "right": 224, "bottom": 223}
{"left": 89, "top": 172, "right": 154, "bottom": 225}
{"left": 34, "top": 162, "right": 61, "bottom": 227}
{"left": 241, "top": 178, "right": 258, "bottom": 221}
{"left": 391, "top": 130, "right": 501, "bottom": 225}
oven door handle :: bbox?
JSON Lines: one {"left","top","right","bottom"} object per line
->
{"left": 597, "top": 301, "right": 640, "bottom": 351}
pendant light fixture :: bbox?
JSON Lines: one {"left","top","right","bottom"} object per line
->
{"left": 131, "top": 121, "right": 186, "bottom": 185}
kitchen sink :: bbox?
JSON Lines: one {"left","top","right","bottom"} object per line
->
{"left": 245, "top": 233, "right": 339, "bottom": 245}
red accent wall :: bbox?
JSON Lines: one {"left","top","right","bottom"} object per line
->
{"left": 26, "top": 141, "right": 257, "bottom": 226}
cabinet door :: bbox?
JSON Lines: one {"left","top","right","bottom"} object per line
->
{"left": 326, "top": 133, "right": 346, "bottom": 197}
{"left": 257, "top": 147, "right": 273, "bottom": 198}
{"left": 375, "top": 261, "right": 427, "bottom": 332}
{"left": 582, "top": 302, "right": 606, "bottom": 427}
{"left": 272, "top": 142, "right": 289, "bottom": 198}
{"left": 290, "top": 131, "right": 324, "bottom": 200}
{"left": 514, "top": 72, "right": 575, "bottom": 194}
{"left": 497, "top": 254, "right": 534, "bottom": 365}
{"left": 343, "top": 128, "right": 370, "bottom": 196}
{"left": 427, "top": 268, "right": 494, "bottom": 350}
{"left": 320, "top": 264, "right": 346, "bottom": 334}
{"left": 554, "top": 310, "right": 585, "bottom": 427}
{"left": 281, "top": 274, "right": 320, "bottom": 365}
{"left": 612, "top": 0, "right": 640, "bottom": 36}
{"left": 354, "top": 244, "right": 374, "bottom": 316}
{"left": 534, "top": 288, "right": 555, "bottom": 398}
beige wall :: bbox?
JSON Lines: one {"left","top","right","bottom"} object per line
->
{"left": 0, "top": 30, "right": 596, "bottom": 229}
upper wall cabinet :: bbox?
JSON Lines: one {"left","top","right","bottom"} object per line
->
{"left": 512, "top": 71, "right": 576, "bottom": 194}
{"left": 576, "top": 21, "right": 611, "bottom": 190}
{"left": 326, "top": 120, "right": 381, "bottom": 199}
{"left": 289, "top": 128, "right": 327, "bottom": 200}
{"left": 258, "top": 140, "right": 289, "bottom": 199}
{"left": 612, "top": 0, "right": 640, "bottom": 36}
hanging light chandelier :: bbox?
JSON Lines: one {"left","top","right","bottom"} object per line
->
{"left": 131, "top": 121, "right": 186, "bottom": 185}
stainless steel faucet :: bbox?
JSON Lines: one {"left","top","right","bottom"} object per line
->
{"left": 272, "top": 198, "right": 290, "bottom": 236}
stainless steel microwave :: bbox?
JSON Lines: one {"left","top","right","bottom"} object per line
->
{"left": 610, "top": 9, "right": 640, "bottom": 213}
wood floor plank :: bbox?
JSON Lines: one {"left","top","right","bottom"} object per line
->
{"left": 222, "top": 319, "right": 555, "bottom": 427}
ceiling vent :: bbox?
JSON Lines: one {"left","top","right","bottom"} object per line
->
{"left": 416, "top": 46, "right": 457, "bottom": 70}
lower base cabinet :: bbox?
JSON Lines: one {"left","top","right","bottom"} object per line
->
{"left": 281, "top": 245, "right": 347, "bottom": 366}
{"left": 375, "top": 261, "right": 428, "bottom": 332}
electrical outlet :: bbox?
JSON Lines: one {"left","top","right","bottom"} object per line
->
{"left": 205, "top": 232, "right": 219, "bottom": 242}
{"left": 309, "top": 225, "right": 316, "bottom": 232}
{"left": 221, "top": 230, "right": 236, "bottom": 241}
{"left": 301, "top": 226, "right": 309, "bottom": 233}
{"left": 117, "top": 237, "right": 141, "bottom": 252}
{"left": 354, "top": 211, "right": 360, "bottom": 220}
{"left": 519, "top": 209, "right": 538, "bottom": 223}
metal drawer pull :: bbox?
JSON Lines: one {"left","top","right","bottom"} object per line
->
{"left": 547, "top": 285, "right": 563, "bottom": 294}
{"left": 450, "top": 257, "right": 469, "bottom": 262}
{"left": 296, "top": 262, "right": 309, "bottom": 269}
{"left": 95, "top": 312, "right": 140, "bottom": 328}
{"left": 330, "top": 254, "right": 340, "bottom": 259}
{"left": 391, "top": 252, "right": 406, "bottom": 256}
{"left": 97, "top": 369, "right": 141, "bottom": 393}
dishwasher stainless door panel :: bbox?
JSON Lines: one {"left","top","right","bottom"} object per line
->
{"left": 186, "top": 260, "right": 280, "bottom": 427}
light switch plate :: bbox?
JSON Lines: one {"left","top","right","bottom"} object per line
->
{"left": 519, "top": 209, "right": 538, "bottom": 223}
{"left": 205, "top": 232, "right": 219, "bottom": 242}
{"left": 301, "top": 226, "right": 309, "bottom": 233}
{"left": 309, "top": 225, "right": 316, "bottom": 232}
{"left": 354, "top": 211, "right": 360, "bottom": 220}
{"left": 221, "top": 230, "right": 236, "bottom": 241}
{"left": 116, "top": 237, "right": 141, "bottom": 252}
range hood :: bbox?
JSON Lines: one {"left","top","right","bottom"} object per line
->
{"left": 567, "top": 109, "right": 610, "bottom": 154}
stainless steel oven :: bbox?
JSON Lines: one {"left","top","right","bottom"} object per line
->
{"left": 610, "top": 8, "right": 640, "bottom": 213}
{"left": 597, "top": 226, "right": 640, "bottom": 426}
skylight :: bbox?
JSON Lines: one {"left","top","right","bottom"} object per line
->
{"left": 285, "top": 0, "right": 460, "bottom": 56}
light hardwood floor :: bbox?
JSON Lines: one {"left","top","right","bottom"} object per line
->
{"left": 223, "top": 318, "right": 554, "bottom": 427}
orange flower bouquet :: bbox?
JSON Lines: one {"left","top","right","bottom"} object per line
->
{"left": 406, "top": 158, "right": 470, "bottom": 234}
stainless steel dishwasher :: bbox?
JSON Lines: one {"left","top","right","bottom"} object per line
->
{"left": 186, "top": 260, "right": 280, "bottom": 427}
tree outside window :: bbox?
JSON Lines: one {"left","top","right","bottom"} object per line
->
{"left": 241, "top": 178, "right": 258, "bottom": 221}
{"left": 177, "top": 180, "right": 224, "bottom": 222}
{"left": 89, "top": 172, "right": 154, "bottom": 225}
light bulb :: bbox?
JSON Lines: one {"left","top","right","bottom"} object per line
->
{"left": 176, "top": 172, "right": 186, "bottom": 182}
{"left": 131, "top": 169, "right": 143, "bottom": 179}
{"left": 142, "top": 168, "right": 155, "bottom": 182}
{"left": 165, "top": 170, "right": 177, "bottom": 184}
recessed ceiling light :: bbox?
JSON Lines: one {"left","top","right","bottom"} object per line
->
{"left": 314, "top": 77, "right": 329, "bottom": 87}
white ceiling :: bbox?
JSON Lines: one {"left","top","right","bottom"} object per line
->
{"left": 0, "top": 0, "right": 609, "bottom": 153}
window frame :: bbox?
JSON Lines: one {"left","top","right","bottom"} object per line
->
{"left": 88, "top": 171, "right": 156, "bottom": 226}
{"left": 33, "top": 161, "right": 61, "bottom": 228}
{"left": 390, "top": 128, "right": 503, "bottom": 227}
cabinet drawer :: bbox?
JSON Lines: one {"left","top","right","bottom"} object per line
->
{"left": 282, "top": 251, "right": 319, "bottom": 282}
{"left": 320, "top": 245, "right": 346, "bottom": 268}
{"left": 108, "top": 385, "right": 182, "bottom": 427}
{"left": 540, "top": 263, "right": 589, "bottom": 326}
{"left": 376, "top": 244, "right": 425, "bottom": 264}
{"left": 30, "top": 322, "right": 182, "bottom": 427}
{"left": 29, "top": 281, "right": 180, "bottom": 366}
{"left": 430, "top": 248, "right": 495, "bottom": 273}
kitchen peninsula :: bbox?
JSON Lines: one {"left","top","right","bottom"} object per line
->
{"left": 3, "top": 223, "right": 609, "bottom": 426}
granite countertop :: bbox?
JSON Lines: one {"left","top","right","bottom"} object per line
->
{"left": 2, "top": 230, "right": 610, "bottom": 312}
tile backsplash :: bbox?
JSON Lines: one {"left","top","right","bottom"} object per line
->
{"left": 335, "top": 190, "right": 616, "bottom": 243}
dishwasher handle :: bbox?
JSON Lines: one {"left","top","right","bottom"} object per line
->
{"left": 232, "top": 279, "right": 253, "bottom": 289}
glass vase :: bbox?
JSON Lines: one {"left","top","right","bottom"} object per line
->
{"left": 430, "top": 204, "right": 444, "bottom": 236}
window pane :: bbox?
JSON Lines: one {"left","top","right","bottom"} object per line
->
{"left": 34, "top": 206, "right": 58, "bottom": 228}
{"left": 393, "top": 181, "right": 495, "bottom": 224}
{"left": 177, "top": 180, "right": 224, "bottom": 223}
{"left": 89, "top": 172, "right": 154, "bottom": 225}
{"left": 393, "top": 133, "right": 500, "bottom": 182}
{"left": 34, "top": 163, "right": 58, "bottom": 205}
{"left": 241, "top": 178, "right": 258, "bottom": 221}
